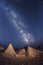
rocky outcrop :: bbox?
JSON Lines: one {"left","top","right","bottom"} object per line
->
{"left": 27, "top": 47, "right": 41, "bottom": 58}
{"left": 16, "top": 49, "right": 26, "bottom": 58}
{"left": 4, "top": 44, "right": 16, "bottom": 57}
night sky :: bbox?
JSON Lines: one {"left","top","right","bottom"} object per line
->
{"left": 0, "top": 0, "right": 43, "bottom": 49}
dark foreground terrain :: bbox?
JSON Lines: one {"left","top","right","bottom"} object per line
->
{"left": 0, "top": 45, "right": 43, "bottom": 65}
{"left": 0, "top": 53, "right": 43, "bottom": 65}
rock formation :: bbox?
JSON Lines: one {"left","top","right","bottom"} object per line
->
{"left": 4, "top": 44, "right": 16, "bottom": 57}
{"left": 27, "top": 47, "right": 40, "bottom": 58}
{"left": 16, "top": 49, "right": 26, "bottom": 58}
{"left": 0, "top": 46, "right": 4, "bottom": 51}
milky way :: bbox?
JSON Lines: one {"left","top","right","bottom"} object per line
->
{"left": 5, "top": 3, "right": 34, "bottom": 44}
{"left": 0, "top": 0, "right": 43, "bottom": 48}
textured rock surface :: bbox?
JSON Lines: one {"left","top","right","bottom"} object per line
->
{"left": 4, "top": 44, "right": 16, "bottom": 57}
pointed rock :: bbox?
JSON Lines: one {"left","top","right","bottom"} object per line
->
{"left": 17, "top": 49, "right": 26, "bottom": 58}
{"left": 27, "top": 47, "right": 40, "bottom": 58}
{"left": 18, "top": 49, "right": 25, "bottom": 54}
{"left": 4, "top": 44, "right": 16, "bottom": 57}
